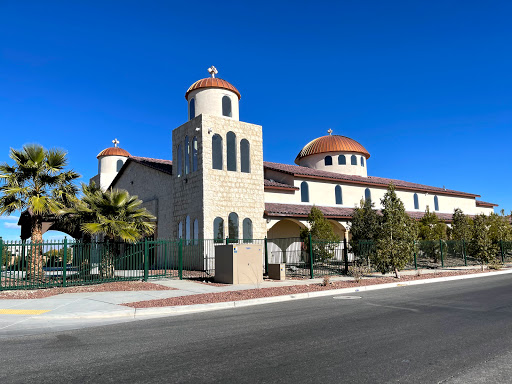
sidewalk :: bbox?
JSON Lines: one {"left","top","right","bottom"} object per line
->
{"left": 1, "top": 266, "right": 511, "bottom": 337}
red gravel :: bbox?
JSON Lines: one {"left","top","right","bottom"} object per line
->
{"left": 124, "top": 269, "right": 497, "bottom": 308}
{"left": 0, "top": 281, "right": 175, "bottom": 300}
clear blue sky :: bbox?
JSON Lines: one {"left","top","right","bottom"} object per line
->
{"left": 1, "top": 1, "right": 511, "bottom": 240}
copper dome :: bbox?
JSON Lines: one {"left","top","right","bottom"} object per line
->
{"left": 185, "top": 78, "right": 241, "bottom": 100}
{"left": 295, "top": 135, "right": 370, "bottom": 164}
{"left": 97, "top": 147, "right": 131, "bottom": 158}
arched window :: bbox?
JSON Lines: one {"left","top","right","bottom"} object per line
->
{"left": 192, "top": 137, "right": 198, "bottom": 172}
{"left": 193, "top": 219, "right": 199, "bottom": 243}
{"left": 189, "top": 98, "right": 195, "bottom": 120}
{"left": 360, "top": 157, "right": 365, "bottom": 167}
{"left": 243, "top": 218, "right": 253, "bottom": 242}
{"left": 184, "top": 136, "right": 190, "bottom": 175}
{"left": 434, "top": 196, "right": 439, "bottom": 211}
{"left": 338, "top": 155, "right": 346, "bottom": 165}
{"left": 222, "top": 96, "right": 232, "bottom": 117}
{"left": 240, "top": 139, "right": 250, "bottom": 173}
{"left": 177, "top": 144, "right": 183, "bottom": 177}
{"left": 365, "top": 188, "right": 371, "bottom": 202}
{"left": 116, "top": 159, "right": 123, "bottom": 172}
{"left": 324, "top": 156, "right": 333, "bottom": 166}
{"left": 226, "top": 131, "right": 237, "bottom": 171}
{"left": 351, "top": 155, "right": 357, "bottom": 165}
{"left": 335, "top": 185, "right": 343, "bottom": 205}
{"left": 414, "top": 193, "right": 419, "bottom": 210}
{"left": 185, "top": 215, "right": 190, "bottom": 242}
{"left": 228, "top": 212, "right": 239, "bottom": 240}
{"left": 213, "top": 217, "right": 224, "bottom": 242}
{"left": 301, "top": 181, "right": 309, "bottom": 203}
{"left": 212, "top": 134, "right": 223, "bottom": 170}
{"left": 178, "top": 221, "right": 183, "bottom": 239}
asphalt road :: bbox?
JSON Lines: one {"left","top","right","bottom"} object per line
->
{"left": 3, "top": 275, "right": 512, "bottom": 383}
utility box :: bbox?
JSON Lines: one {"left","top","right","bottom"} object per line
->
{"left": 215, "top": 244, "right": 263, "bottom": 284}
{"left": 268, "top": 263, "right": 286, "bottom": 280}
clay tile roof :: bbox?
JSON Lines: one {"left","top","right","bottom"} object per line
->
{"left": 295, "top": 135, "right": 370, "bottom": 163}
{"left": 185, "top": 78, "right": 241, "bottom": 100}
{"left": 129, "top": 156, "right": 173, "bottom": 175}
{"left": 263, "top": 161, "right": 480, "bottom": 198}
{"left": 97, "top": 147, "right": 131, "bottom": 158}
{"left": 476, "top": 200, "right": 498, "bottom": 207}
{"left": 264, "top": 203, "right": 464, "bottom": 222}
{"left": 264, "top": 179, "right": 299, "bottom": 190}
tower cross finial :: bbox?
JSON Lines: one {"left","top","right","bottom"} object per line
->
{"left": 208, "top": 65, "right": 218, "bottom": 78}
{"left": 327, "top": 128, "right": 333, "bottom": 135}
{"left": 112, "top": 138, "right": 119, "bottom": 148}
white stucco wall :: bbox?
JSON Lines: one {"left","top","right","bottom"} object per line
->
{"left": 297, "top": 151, "right": 368, "bottom": 177}
{"left": 187, "top": 88, "right": 239, "bottom": 121}
{"left": 97, "top": 155, "right": 129, "bottom": 191}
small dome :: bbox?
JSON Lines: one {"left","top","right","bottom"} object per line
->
{"left": 97, "top": 147, "right": 131, "bottom": 158}
{"left": 295, "top": 135, "right": 370, "bottom": 164}
{"left": 185, "top": 78, "right": 241, "bottom": 100}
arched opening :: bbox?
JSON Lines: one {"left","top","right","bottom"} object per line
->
{"left": 434, "top": 196, "right": 439, "bottom": 211}
{"left": 240, "top": 139, "right": 250, "bottom": 173}
{"left": 226, "top": 131, "right": 237, "bottom": 171}
{"left": 324, "top": 156, "right": 332, "bottom": 166}
{"left": 222, "top": 96, "right": 232, "bottom": 117}
{"left": 116, "top": 159, "right": 123, "bottom": 172}
{"left": 335, "top": 185, "right": 343, "bottom": 205}
{"left": 192, "top": 137, "right": 198, "bottom": 172}
{"left": 267, "top": 219, "right": 306, "bottom": 264}
{"left": 360, "top": 156, "right": 365, "bottom": 167}
{"left": 185, "top": 215, "right": 190, "bottom": 241}
{"left": 177, "top": 144, "right": 183, "bottom": 177}
{"left": 184, "top": 136, "right": 190, "bottom": 175}
{"left": 193, "top": 219, "right": 199, "bottom": 242}
{"left": 213, "top": 217, "right": 224, "bottom": 243}
{"left": 338, "top": 155, "right": 346, "bottom": 165}
{"left": 414, "top": 193, "right": 419, "bottom": 210}
{"left": 178, "top": 221, "right": 183, "bottom": 239}
{"left": 351, "top": 155, "right": 357, "bottom": 165}
{"left": 212, "top": 134, "right": 223, "bottom": 170}
{"left": 365, "top": 188, "right": 371, "bottom": 202}
{"left": 243, "top": 218, "right": 253, "bottom": 242}
{"left": 189, "top": 98, "right": 195, "bottom": 120}
{"left": 228, "top": 212, "right": 239, "bottom": 240}
{"left": 301, "top": 181, "right": 309, "bottom": 203}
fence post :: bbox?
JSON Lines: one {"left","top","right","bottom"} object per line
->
{"left": 179, "top": 238, "right": 183, "bottom": 280}
{"left": 264, "top": 237, "right": 269, "bottom": 275}
{"left": 440, "top": 240, "right": 444, "bottom": 268}
{"left": 500, "top": 240, "right": 505, "bottom": 264}
{"left": 343, "top": 237, "right": 349, "bottom": 275}
{"left": 463, "top": 239, "right": 467, "bottom": 266}
{"left": 0, "top": 236, "right": 3, "bottom": 291}
{"left": 308, "top": 233, "right": 314, "bottom": 279}
{"left": 62, "top": 237, "right": 68, "bottom": 287}
{"left": 413, "top": 240, "right": 417, "bottom": 270}
{"left": 144, "top": 238, "right": 149, "bottom": 282}
{"left": 225, "top": 237, "right": 229, "bottom": 245}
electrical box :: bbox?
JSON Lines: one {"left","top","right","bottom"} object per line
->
{"left": 215, "top": 244, "right": 263, "bottom": 284}
{"left": 268, "top": 263, "right": 286, "bottom": 280}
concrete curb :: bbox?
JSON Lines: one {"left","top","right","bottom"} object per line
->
{"left": 35, "top": 269, "right": 512, "bottom": 320}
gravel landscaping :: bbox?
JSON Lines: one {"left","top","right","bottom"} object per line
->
{"left": 124, "top": 269, "right": 497, "bottom": 308}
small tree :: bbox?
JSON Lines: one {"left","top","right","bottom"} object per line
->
{"left": 469, "top": 214, "right": 499, "bottom": 270}
{"left": 418, "top": 207, "right": 447, "bottom": 263}
{"left": 349, "top": 199, "right": 380, "bottom": 264}
{"left": 374, "top": 183, "right": 416, "bottom": 278}
{"left": 488, "top": 210, "right": 512, "bottom": 242}
{"left": 300, "top": 206, "right": 340, "bottom": 262}
{"left": 451, "top": 208, "right": 473, "bottom": 240}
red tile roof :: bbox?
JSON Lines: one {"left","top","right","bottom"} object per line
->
{"left": 97, "top": 147, "right": 131, "bottom": 158}
{"left": 265, "top": 203, "right": 458, "bottom": 222}
{"left": 476, "top": 200, "right": 498, "bottom": 207}
{"left": 264, "top": 161, "right": 480, "bottom": 198}
{"left": 264, "top": 179, "right": 299, "bottom": 190}
{"left": 295, "top": 135, "right": 370, "bottom": 163}
{"left": 129, "top": 156, "right": 173, "bottom": 175}
{"left": 185, "top": 78, "right": 241, "bottom": 100}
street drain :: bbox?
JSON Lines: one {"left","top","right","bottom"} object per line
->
{"left": 333, "top": 296, "right": 362, "bottom": 300}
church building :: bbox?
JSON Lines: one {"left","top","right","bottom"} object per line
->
{"left": 91, "top": 67, "right": 497, "bottom": 243}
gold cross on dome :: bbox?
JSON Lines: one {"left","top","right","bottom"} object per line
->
{"left": 327, "top": 129, "right": 333, "bottom": 135}
{"left": 112, "top": 138, "right": 119, "bottom": 148}
{"left": 208, "top": 66, "right": 218, "bottom": 78}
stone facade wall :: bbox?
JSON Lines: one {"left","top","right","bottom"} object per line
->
{"left": 111, "top": 162, "right": 173, "bottom": 239}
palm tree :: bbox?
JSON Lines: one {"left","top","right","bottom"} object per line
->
{"left": 65, "top": 183, "right": 156, "bottom": 277}
{"left": 0, "top": 144, "right": 80, "bottom": 279}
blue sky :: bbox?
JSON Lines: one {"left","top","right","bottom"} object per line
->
{"left": 1, "top": 1, "right": 511, "bottom": 240}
